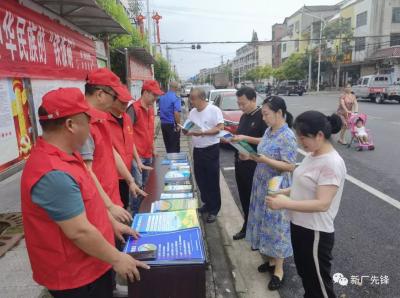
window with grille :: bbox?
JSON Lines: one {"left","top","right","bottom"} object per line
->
{"left": 355, "top": 37, "right": 366, "bottom": 51}
{"left": 392, "top": 7, "right": 400, "bottom": 23}
{"left": 356, "top": 11, "right": 367, "bottom": 27}
{"left": 390, "top": 34, "right": 400, "bottom": 46}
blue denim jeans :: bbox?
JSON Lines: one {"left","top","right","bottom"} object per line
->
{"left": 130, "top": 157, "right": 153, "bottom": 214}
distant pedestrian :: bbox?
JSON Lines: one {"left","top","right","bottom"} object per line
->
{"left": 337, "top": 84, "right": 358, "bottom": 145}
{"left": 159, "top": 81, "right": 182, "bottom": 153}
{"left": 267, "top": 111, "right": 346, "bottom": 298}
{"left": 184, "top": 87, "right": 224, "bottom": 223}
{"left": 243, "top": 96, "right": 297, "bottom": 290}
{"left": 230, "top": 87, "right": 267, "bottom": 240}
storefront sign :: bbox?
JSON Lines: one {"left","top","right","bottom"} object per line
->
{"left": 0, "top": 1, "right": 97, "bottom": 80}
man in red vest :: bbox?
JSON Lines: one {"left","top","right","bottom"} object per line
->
{"left": 21, "top": 88, "right": 149, "bottom": 298}
{"left": 81, "top": 68, "right": 146, "bottom": 221}
{"left": 107, "top": 84, "right": 152, "bottom": 209}
{"left": 127, "top": 80, "right": 163, "bottom": 213}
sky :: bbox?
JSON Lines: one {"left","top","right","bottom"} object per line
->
{"left": 148, "top": 0, "right": 340, "bottom": 79}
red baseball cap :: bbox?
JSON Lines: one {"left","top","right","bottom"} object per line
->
{"left": 86, "top": 68, "right": 126, "bottom": 98}
{"left": 116, "top": 84, "right": 133, "bottom": 102}
{"left": 142, "top": 80, "right": 164, "bottom": 95}
{"left": 39, "top": 88, "right": 89, "bottom": 120}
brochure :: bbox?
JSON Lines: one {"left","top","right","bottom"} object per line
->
{"left": 164, "top": 170, "right": 191, "bottom": 183}
{"left": 151, "top": 199, "right": 198, "bottom": 213}
{"left": 179, "top": 119, "right": 203, "bottom": 133}
{"left": 161, "top": 159, "right": 188, "bottom": 165}
{"left": 132, "top": 210, "right": 199, "bottom": 233}
{"left": 163, "top": 184, "right": 193, "bottom": 193}
{"left": 160, "top": 192, "right": 194, "bottom": 200}
{"left": 123, "top": 228, "right": 205, "bottom": 265}
{"left": 166, "top": 152, "right": 188, "bottom": 160}
{"left": 217, "top": 130, "right": 258, "bottom": 156}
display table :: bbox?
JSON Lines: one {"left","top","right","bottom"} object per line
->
{"left": 128, "top": 156, "right": 206, "bottom": 298}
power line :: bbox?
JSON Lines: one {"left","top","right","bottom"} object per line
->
{"left": 159, "top": 35, "right": 393, "bottom": 45}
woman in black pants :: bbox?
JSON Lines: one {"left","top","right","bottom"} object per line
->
{"left": 266, "top": 111, "right": 346, "bottom": 298}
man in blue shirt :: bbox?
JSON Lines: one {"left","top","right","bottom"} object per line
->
{"left": 159, "top": 81, "right": 182, "bottom": 153}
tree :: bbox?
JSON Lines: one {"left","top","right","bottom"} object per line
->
{"left": 154, "top": 54, "right": 171, "bottom": 89}
{"left": 281, "top": 53, "right": 307, "bottom": 80}
{"left": 273, "top": 67, "right": 286, "bottom": 81}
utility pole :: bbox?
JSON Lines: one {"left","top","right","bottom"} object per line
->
{"left": 308, "top": 21, "right": 313, "bottom": 91}
{"left": 317, "top": 16, "right": 324, "bottom": 93}
{"left": 146, "top": 0, "right": 152, "bottom": 55}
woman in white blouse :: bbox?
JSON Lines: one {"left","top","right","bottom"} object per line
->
{"left": 266, "top": 111, "right": 347, "bottom": 298}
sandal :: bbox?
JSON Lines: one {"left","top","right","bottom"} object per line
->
{"left": 257, "top": 262, "right": 275, "bottom": 273}
{"left": 338, "top": 140, "right": 347, "bottom": 145}
{"left": 268, "top": 274, "right": 284, "bottom": 290}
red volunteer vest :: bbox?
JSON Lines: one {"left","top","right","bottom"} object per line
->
{"left": 87, "top": 107, "right": 123, "bottom": 206}
{"left": 131, "top": 99, "right": 154, "bottom": 158}
{"left": 20, "top": 137, "right": 114, "bottom": 290}
{"left": 107, "top": 112, "right": 135, "bottom": 178}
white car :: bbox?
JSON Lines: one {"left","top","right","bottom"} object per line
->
{"left": 207, "top": 89, "right": 237, "bottom": 104}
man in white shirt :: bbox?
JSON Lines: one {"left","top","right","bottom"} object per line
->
{"left": 184, "top": 87, "right": 224, "bottom": 223}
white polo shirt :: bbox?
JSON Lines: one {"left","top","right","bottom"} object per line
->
{"left": 189, "top": 104, "right": 224, "bottom": 148}
{"left": 290, "top": 150, "right": 347, "bottom": 233}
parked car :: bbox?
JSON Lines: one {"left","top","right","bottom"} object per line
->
{"left": 352, "top": 75, "right": 393, "bottom": 104}
{"left": 274, "top": 80, "right": 305, "bottom": 96}
{"left": 384, "top": 82, "right": 400, "bottom": 103}
{"left": 213, "top": 92, "right": 242, "bottom": 134}
{"left": 207, "top": 89, "right": 237, "bottom": 104}
{"left": 181, "top": 83, "right": 193, "bottom": 97}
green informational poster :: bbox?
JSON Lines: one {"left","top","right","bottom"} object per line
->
{"left": 151, "top": 199, "right": 198, "bottom": 212}
{"left": 97, "top": 58, "right": 107, "bottom": 68}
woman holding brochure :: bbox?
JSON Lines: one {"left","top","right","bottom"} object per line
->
{"left": 242, "top": 96, "right": 297, "bottom": 290}
{"left": 266, "top": 111, "right": 346, "bottom": 298}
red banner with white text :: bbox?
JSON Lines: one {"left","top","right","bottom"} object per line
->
{"left": 0, "top": 0, "right": 97, "bottom": 80}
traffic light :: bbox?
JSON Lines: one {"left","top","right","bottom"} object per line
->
{"left": 191, "top": 44, "right": 195, "bottom": 50}
{"left": 196, "top": 44, "right": 201, "bottom": 49}
{"left": 191, "top": 44, "right": 201, "bottom": 50}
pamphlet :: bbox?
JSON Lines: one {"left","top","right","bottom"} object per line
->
{"left": 164, "top": 170, "right": 191, "bottom": 183}
{"left": 163, "top": 184, "right": 193, "bottom": 193}
{"left": 160, "top": 192, "right": 194, "bottom": 200}
{"left": 151, "top": 199, "right": 198, "bottom": 213}
{"left": 123, "top": 228, "right": 205, "bottom": 265}
{"left": 132, "top": 210, "right": 199, "bottom": 233}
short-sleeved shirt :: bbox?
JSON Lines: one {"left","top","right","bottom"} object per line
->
{"left": 80, "top": 134, "right": 95, "bottom": 160}
{"left": 189, "top": 103, "right": 224, "bottom": 148}
{"left": 235, "top": 106, "right": 267, "bottom": 158}
{"left": 31, "top": 170, "right": 84, "bottom": 221}
{"left": 159, "top": 91, "right": 181, "bottom": 124}
{"left": 290, "top": 150, "right": 347, "bottom": 233}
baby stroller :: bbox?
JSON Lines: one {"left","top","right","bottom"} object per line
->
{"left": 347, "top": 113, "right": 375, "bottom": 151}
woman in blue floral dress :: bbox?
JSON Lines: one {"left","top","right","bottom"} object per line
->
{"left": 243, "top": 96, "right": 297, "bottom": 290}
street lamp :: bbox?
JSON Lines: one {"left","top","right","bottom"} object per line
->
{"left": 302, "top": 9, "right": 326, "bottom": 93}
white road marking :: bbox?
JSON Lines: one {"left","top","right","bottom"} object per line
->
{"left": 390, "top": 121, "right": 400, "bottom": 126}
{"left": 297, "top": 148, "right": 400, "bottom": 210}
{"left": 367, "top": 116, "right": 382, "bottom": 120}
{"left": 223, "top": 167, "right": 235, "bottom": 171}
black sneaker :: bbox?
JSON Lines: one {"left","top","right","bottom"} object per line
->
{"left": 206, "top": 214, "right": 217, "bottom": 223}
{"left": 198, "top": 205, "right": 208, "bottom": 214}
{"left": 257, "top": 262, "right": 275, "bottom": 273}
{"left": 233, "top": 230, "right": 246, "bottom": 240}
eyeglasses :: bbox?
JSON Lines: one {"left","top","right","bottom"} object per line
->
{"left": 97, "top": 88, "right": 118, "bottom": 101}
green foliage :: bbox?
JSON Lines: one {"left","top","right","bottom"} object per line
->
{"left": 323, "top": 17, "right": 353, "bottom": 42}
{"left": 281, "top": 53, "right": 307, "bottom": 80}
{"left": 244, "top": 65, "right": 273, "bottom": 82}
{"left": 96, "top": 0, "right": 149, "bottom": 50}
{"left": 96, "top": 0, "right": 133, "bottom": 33}
{"left": 154, "top": 54, "right": 171, "bottom": 89}
{"left": 273, "top": 67, "right": 286, "bottom": 81}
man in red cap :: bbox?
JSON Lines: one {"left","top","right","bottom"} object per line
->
{"left": 127, "top": 80, "right": 163, "bottom": 213}
{"left": 107, "top": 84, "right": 153, "bottom": 210}
{"left": 20, "top": 88, "right": 149, "bottom": 298}
{"left": 81, "top": 68, "right": 146, "bottom": 222}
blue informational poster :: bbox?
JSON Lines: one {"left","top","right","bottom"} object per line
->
{"left": 132, "top": 210, "right": 199, "bottom": 233}
{"left": 161, "top": 159, "right": 188, "bottom": 165}
{"left": 124, "top": 228, "right": 205, "bottom": 265}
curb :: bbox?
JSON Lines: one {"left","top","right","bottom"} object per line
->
{"left": 216, "top": 170, "right": 280, "bottom": 298}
